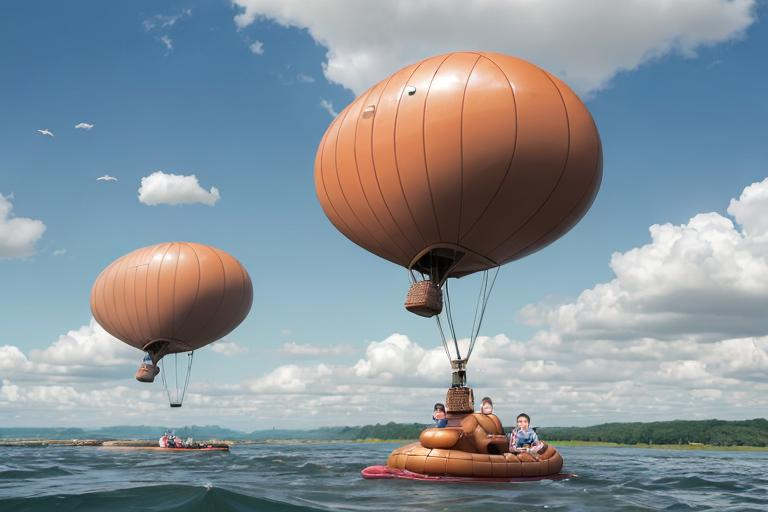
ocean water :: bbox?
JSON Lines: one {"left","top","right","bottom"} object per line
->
{"left": 0, "top": 443, "right": 765, "bottom": 511}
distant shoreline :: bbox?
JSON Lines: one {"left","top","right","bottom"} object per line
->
{"left": 2, "top": 438, "right": 767, "bottom": 451}
{"left": 2, "top": 419, "right": 766, "bottom": 449}
{"left": 544, "top": 440, "right": 768, "bottom": 451}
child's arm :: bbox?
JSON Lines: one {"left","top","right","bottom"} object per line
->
{"left": 509, "top": 428, "right": 519, "bottom": 451}
{"left": 530, "top": 430, "right": 543, "bottom": 450}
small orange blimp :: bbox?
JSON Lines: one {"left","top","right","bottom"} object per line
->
{"left": 90, "top": 242, "right": 253, "bottom": 407}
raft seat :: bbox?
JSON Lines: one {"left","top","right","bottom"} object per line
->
{"left": 386, "top": 411, "right": 564, "bottom": 479}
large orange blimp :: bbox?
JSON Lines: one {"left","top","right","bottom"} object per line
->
{"left": 315, "top": 51, "right": 602, "bottom": 286}
{"left": 90, "top": 242, "right": 252, "bottom": 405}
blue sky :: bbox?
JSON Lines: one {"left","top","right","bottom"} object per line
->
{"left": 1, "top": 0, "right": 766, "bottom": 429}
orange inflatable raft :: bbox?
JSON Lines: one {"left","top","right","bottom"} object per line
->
{"left": 362, "top": 388, "right": 566, "bottom": 482}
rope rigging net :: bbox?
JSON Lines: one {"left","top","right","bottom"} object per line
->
{"left": 434, "top": 267, "right": 500, "bottom": 364}
{"left": 409, "top": 266, "right": 500, "bottom": 365}
{"left": 160, "top": 351, "right": 194, "bottom": 408}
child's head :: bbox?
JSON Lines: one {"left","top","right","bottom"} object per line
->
{"left": 433, "top": 402, "right": 446, "bottom": 419}
{"left": 480, "top": 396, "right": 493, "bottom": 415}
{"left": 517, "top": 413, "right": 531, "bottom": 430}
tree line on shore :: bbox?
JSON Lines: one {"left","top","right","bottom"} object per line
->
{"left": 2, "top": 418, "right": 765, "bottom": 446}
{"left": 537, "top": 418, "right": 768, "bottom": 446}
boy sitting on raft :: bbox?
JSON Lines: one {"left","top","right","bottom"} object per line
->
{"left": 432, "top": 403, "right": 448, "bottom": 428}
{"left": 510, "top": 413, "right": 543, "bottom": 452}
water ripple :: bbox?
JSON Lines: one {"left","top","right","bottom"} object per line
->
{"left": 0, "top": 444, "right": 765, "bottom": 512}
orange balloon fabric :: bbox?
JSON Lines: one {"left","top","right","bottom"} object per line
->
{"left": 315, "top": 51, "right": 602, "bottom": 278}
{"left": 90, "top": 242, "right": 252, "bottom": 355}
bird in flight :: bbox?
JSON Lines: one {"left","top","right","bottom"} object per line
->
{"left": 37, "top": 129, "right": 54, "bottom": 137}
{"left": 97, "top": 175, "right": 118, "bottom": 182}
{"left": 75, "top": 122, "right": 94, "bottom": 130}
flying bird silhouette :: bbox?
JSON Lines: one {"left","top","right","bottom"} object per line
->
{"left": 97, "top": 175, "right": 118, "bottom": 182}
{"left": 75, "top": 122, "right": 94, "bottom": 130}
{"left": 37, "top": 129, "right": 54, "bottom": 137}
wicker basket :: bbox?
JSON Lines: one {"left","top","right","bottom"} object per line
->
{"left": 404, "top": 281, "right": 443, "bottom": 317}
{"left": 135, "top": 363, "right": 159, "bottom": 383}
{"left": 445, "top": 386, "right": 474, "bottom": 413}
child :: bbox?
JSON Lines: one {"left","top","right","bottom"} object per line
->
{"left": 480, "top": 397, "right": 494, "bottom": 415}
{"left": 432, "top": 403, "right": 448, "bottom": 428}
{"left": 510, "top": 413, "right": 542, "bottom": 451}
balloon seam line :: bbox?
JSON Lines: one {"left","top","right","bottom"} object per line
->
{"left": 458, "top": 55, "right": 483, "bottom": 245}
{"left": 392, "top": 59, "right": 431, "bottom": 249}
{"left": 488, "top": 70, "right": 572, "bottom": 255}
{"left": 458, "top": 54, "right": 519, "bottom": 243}
{"left": 174, "top": 242, "right": 202, "bottom": 341}
{"left": 352, "top": 85, "right": 412, "bottom": 263}
{"left": 368, "top": 73, "right": 420, "bottom": 256}
{"left": 331, "top": 93, "right": 394, "bottom": 261}
{"left": 421, "top": 53, "right": 455, "bottom": 244}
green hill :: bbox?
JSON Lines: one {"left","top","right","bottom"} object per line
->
{"left": 537, "top": 419, "right": 768, "bottom": 447}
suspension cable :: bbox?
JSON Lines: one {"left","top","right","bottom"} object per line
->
{"left": 469, "top": 270, "right": 490, "bottom": 344}
{"left": 434, "top": 315, "right": 452, "bottom": 361}
{"left": 160, "top": 358, "right": 173, "bottom": 405}
{"left": 443, "top": 280, "right": 461, "bottom": 360}
{"left": 178, "top": 352, "right": 194, "bottom": 405}
{"left": 159, "top": 351, "right": 195, "bottom": 407}
{"left": 466, "top": 267, "right": 500, "bottom": 361}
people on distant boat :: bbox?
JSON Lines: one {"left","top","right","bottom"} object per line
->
{"left": 480, "top": 396, "right": 494, "bottom": 415}
{"left": 432, "top": 403, "right": 448, "bottom": 428}
{"left": 159, "top": 432, "right": 169, "bottom": 448}
{"left": 510, "top": 413, "right": 542, "bottom": 451}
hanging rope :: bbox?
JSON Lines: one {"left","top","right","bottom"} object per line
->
{"left": 434, "top": 315, "right": 452, "bottom": 361}
{"left": 442, "top": 280, "right": 461, "bottom": 360}
{"left": 160, "top": 357, "right": 172, "bottom": 405}
{"left": 412, "top": 252, "right": 500, "bottom": 367}
{"left": 160, "top": 351, "right": 195, "bottom": 407}
{"left": 466, "top": 267, "right": 500, "bottom": 361}
{"left": 469, "top": 270, "right": 489, "bottom": 348}
{"left": 179, "top": 352, "right": 194, "bottom": 405}
{"left": 430, "top": 267, "right": 501, "bottom": 365}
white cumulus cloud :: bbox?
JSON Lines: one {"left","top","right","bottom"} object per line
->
{"left": 143, "top": 9, "right": 192, "bottom": 31}
{"left": 248, "top": 364, "right": 333, "bottom": 393}
{"left": 143, "top": 9, "right": 191, "bottom": 54}
{"left": 319, "top": 98, "right": 337, "bottom": 117}
{"left": 296, "top": 73, "right": 315, "bottom": 83}
{"left": 249, "top": 40, "right": 265, "bottom": 55}
{"left": 138, "top": 171, "right": 221, "bottom": 206}
{"left": 0, "top": 193, "right": 46, "bottom": 260}
{"left": 160, "top": 35, "right": 173, "bottom": 52}
{"left": 5, "top": 179, "right": 768, "bottom": 427}
{"left": 521, "top": 178, "right": 768, "bottom": 344}
{"left": 232, "top": 0, "right": 756, "bottom": 96}
{"left": 280, "top": 342, "right": 351, "bottom": 357}
{"left": 211, "top": 341, "right": 249, "bottom": 356}
{"left": 30, "top": 320, "right": 134, "bottom": 367}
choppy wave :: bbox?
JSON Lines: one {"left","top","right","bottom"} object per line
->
{"left": 0, "top": 466, "right": 73, "bottom": 480}
{"left": 0, "top": 444, "right": 766, "bottom": 511}
{"left": 0, "top": 484, "right": 324, "bottom": 512}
